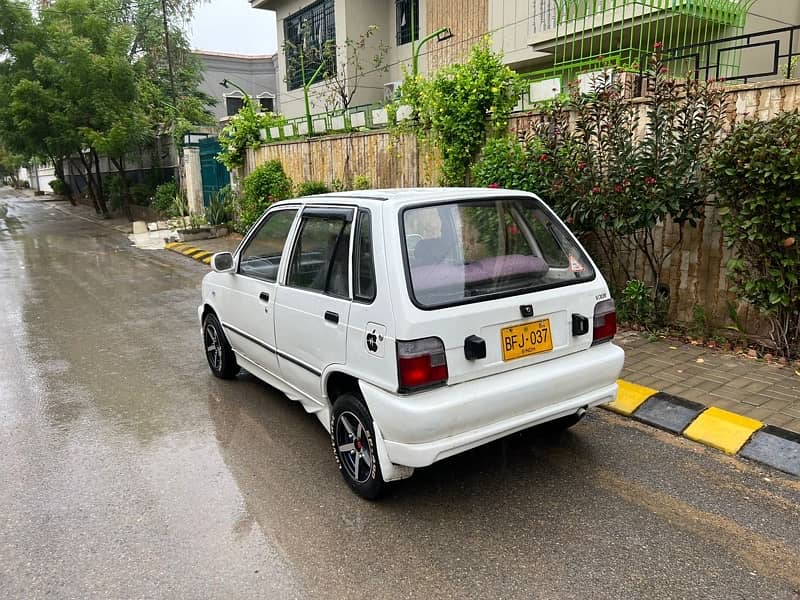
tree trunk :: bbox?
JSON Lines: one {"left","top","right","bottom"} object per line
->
{"left": 48, "top": 154, "right": 73, "bottom": 202}
{"left": 110, "top": 157, "right": 131, "bottom": 219}
{"left": 91, "top": 149, "right": 108, "bottom": 215}
{"left": 50, "top": 155, "right": 65, "bottom": 184}
{"left": 77, "top": 152, "right": 101, "bottom": 214}
{"left": 66, "top": 158, "right": 83, "bottom": 206}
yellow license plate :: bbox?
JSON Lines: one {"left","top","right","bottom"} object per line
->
{"left": 501, "top": 319, "right": 553, "bottom": 361}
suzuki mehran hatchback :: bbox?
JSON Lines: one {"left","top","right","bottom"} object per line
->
{"left": 199, "top": 188, "right": 624, "bottom": 499}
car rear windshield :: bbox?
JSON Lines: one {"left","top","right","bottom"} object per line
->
{"left": 402, "top": 197, "right": 595, "bottom": 308}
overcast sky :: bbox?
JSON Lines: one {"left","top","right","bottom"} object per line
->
{"left": 188, "top": 2, "right": 278, "bottom": 55}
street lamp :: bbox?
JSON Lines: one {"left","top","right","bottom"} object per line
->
{"left": 411, "top": 27, "right": 453, "bottom": 76}
{"left": 219, "top": 78, "right": 251, "bottom": 106}
{"left": 299, "top": 54, "right": 327, "bottom": 137}
{"left": 409, "top": 0, "right": 452, "bottom": 78}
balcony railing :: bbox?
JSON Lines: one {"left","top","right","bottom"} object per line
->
{"left": 657, "top": 24, "right": 800, "bottom": 83}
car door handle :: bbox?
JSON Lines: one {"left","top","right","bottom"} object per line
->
{"left": 259, "top": 292, "right": 270, "bottom": 303}
{"left": 324, "top": 311, "right": 339, "bottom": 324}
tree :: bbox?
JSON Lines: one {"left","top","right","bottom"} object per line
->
{"left": 283, "top": 23, "right": 388, "bottom": 132}
{"left": 0, "top": 0, "right": 214, "bottom": 214}
{"left": 0, "top": 144, "right": 24, "bottom": 186}
{"left": 318, "top": 26, "right": 389, "bottom": 113}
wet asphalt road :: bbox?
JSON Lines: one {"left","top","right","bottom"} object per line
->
{"left": 1, "top": 190, "right": 799, "bottom": 600}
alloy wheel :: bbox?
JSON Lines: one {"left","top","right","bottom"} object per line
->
{"left": 335, "top": 411, "right": 373, "bottom": 484}
{"left": 204, "top": 323, "right": 222, "bottom": 372}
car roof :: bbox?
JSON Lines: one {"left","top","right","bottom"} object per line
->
{"left": 270, "top": 187, "right": 538, "bottom": 209}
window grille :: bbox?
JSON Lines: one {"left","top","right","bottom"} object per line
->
{"left": 284, "top": 0, "right": 336, "bottom": 91}
{"left": 396, "top": 0, "right": 419, "bottom": 46}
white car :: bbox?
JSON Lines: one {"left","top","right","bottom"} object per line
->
{"left": 199, "top": 188, "right": 624, "bottom": 499}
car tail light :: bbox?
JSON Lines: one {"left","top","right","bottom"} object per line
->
{"left": 397, "top": 337, "right": 448, "bottom": 392}
{"left": 592, "top": 299, "right": 616, "bottom": 345}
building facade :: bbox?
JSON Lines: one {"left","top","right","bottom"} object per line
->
{"left": 252, "top": 0, "right": 800, "bottom": 119}
{"left": 490, "top": 0, "right": 800, "bottom": 91}
{"left": 250, "top": 0, "right": 492, "bottom": 119}
{"left": 194, "top": 51, "right": 281, "bottom": 121}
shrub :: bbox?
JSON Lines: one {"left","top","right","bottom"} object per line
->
{"left": 689, "top": 303, "right": 712, "bottom": 340}
{"left": 152, "top": 181, "right": 179, "bottom": 216}
{"left": 397, "top": 38, "right": 523, "bottom": 185}
{"left": 49, "top": 178, "right": 70, "bottom": 196}
{"left": 296, "top": 180, "right": 330, "bottom": 196}
{"left": 217, "top": 98, "right": 287, "bottom": 170}
{"left": 473, "top": 134, "right": 541, "bottom": 192}
{"left": 239, "top": 160, "right": 293, "bottom": 231}
{"left": 172, "top": 194, "right": 189, "bottom": 219}
{"left": 710, "top": 111, "right": 800, "bottom": 358}
{"left": 129, "top": 183, "right": 153, "bottom": 207}
{"left": 206, "top": 192, "right": 231, "bottom": 225}
{"left": 352, "top": 174, "right": 371, "bottom": 190}
{"left": 103, "top": 177, "right": 152, "bottom": 210}
{"left": 104, "top": 175, "right": 127, "bottom": 211}
{"left": 474, "top": 51, "right": 727, "bottom": 307}
{"left": 617, "top": 279, "right": 657, "bottom": 328}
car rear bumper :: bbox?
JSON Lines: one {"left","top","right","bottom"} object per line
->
{"left": 360, "top": 343, "right": 624, "bottom": 468}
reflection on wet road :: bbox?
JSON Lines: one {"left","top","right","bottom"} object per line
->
{"left": 1, "top": 190, "right": 799, "bottom": 599}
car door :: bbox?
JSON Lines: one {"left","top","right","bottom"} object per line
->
{"left": 222, "top": 207, "right": 299, "bottom": 378}
{"left": 273, "top": 206, "right": 354, "bottom": 404}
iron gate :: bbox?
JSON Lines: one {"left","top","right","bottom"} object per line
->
{"left": 199, "top": 137, "right": 230, "bottom": 207}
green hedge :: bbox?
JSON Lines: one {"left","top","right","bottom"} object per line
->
{"left": 239, "top": 160, "right": 293, "bottom": 231}
{"left": 710, "top": 112, "right": 800, "bottom": 357}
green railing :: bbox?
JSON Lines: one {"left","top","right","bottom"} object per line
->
{"left": 546, "top": 0, "right": 755, "bottom": 76}
{"left": 257, "top": 0, "right": 758, "bottom": 143}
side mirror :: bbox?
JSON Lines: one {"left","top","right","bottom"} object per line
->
{"left": 211, "top": 252, "right": 235, "bottom": 273}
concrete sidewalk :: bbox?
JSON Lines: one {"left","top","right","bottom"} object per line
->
{"left": 617, "top": 331, "right": 800, "bottom": 433}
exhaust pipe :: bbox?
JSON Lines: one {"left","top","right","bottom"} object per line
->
{"left": 576, "top": 406, "right": 587, "bottom": 418}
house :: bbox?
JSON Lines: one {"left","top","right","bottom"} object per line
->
{"left": 252, "top": 0, "right": 800, "bottom": 119}
{"left": 490, "top": 0, "right": 800, "bottom": 99}
{"left": 19, "top": 160, "right": 57, "bottom": 193}
{"left": 249, "top": 0, "right": 487, "bottom": 119}
{"left": 193, "top": 50, "right": 281, "bottom": 121}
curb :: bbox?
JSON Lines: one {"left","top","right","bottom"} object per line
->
{"left": 164, "top": 242, "right": 214, "bottom": 265}
{"left": 605, "top": 380, "right": 800, "bottom": 477}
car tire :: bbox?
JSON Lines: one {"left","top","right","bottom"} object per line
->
{"left": 331, "top": 392, "right": 384, "bottom": 500}
{"left": 202, "top": 312, "right": 239, "bottom": 379}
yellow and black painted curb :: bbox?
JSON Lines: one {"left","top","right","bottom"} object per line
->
{"left": 164, "top": 242, "right": 215, "bottom": 265}
{"left": 605, "top": 380, "right": 800, "bottom": 477}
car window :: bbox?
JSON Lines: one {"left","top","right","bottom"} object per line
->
{"left": 238, "top": 209, "right": 298, "bottom": 282}
{"left": 287, "top": 213, "right": 352, "bottom": 298}
{"left": 403, "top": 198, "right": 594, "bottom": 308}
{"left": 353, "top": 211, "right": 376, "bottom": 303}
